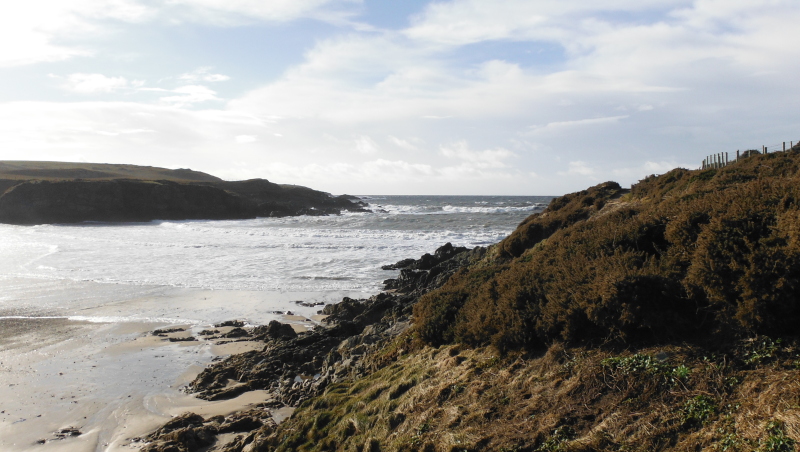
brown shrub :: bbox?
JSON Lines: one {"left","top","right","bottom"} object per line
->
{"left": 414, "top": 151, "right": 800, "bottom": 351}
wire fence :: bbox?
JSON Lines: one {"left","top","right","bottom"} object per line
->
{"left": 701, "top": 139, "right": 800, "bottom": 170}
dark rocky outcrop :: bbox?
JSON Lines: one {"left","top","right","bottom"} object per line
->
{"left": 382, "top": 242, "right": 485, "bottom": 295}
{"left": 184, "top": 242, "right": 480, "bottom": 413}
{"left": 139, "top": 410, "right": 276, "bottom": 452}
{"left": 0, "top": 162, "right": 369, "bottom": 225}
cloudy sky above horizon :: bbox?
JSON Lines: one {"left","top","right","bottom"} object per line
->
{"left": 0, "top": 0, "right": 798, "bottom": 195}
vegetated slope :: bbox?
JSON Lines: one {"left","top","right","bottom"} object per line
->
{"left": 0, "top": 161, "right": 367, "bottom": 224}
{"left": 256, "top": 151, "right": 800, "bottom": 452}
{"left": 416, "top": 151, "right": 800, "bottom": 351}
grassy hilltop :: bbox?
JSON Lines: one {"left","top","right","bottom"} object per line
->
{"left": 259, "top": 150, "right": 800, "bottom": 452}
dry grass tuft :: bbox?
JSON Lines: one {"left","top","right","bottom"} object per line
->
{"left": 263, "top": 338, "right": 800, "bottom": 451}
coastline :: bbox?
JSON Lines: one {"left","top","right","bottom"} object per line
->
{"left": 0, "top": 284, "right": 367, "bottom": 452}
{"left": 0, "top": 195, "right": 546, "bottom": 451}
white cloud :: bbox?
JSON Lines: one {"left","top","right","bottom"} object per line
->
{"left": 440, "top": 141, "right": 515, "bottom": 169}
{"left": 180, "top": 67, "right": 231, "bottom": 83}
{"left": 235, "top": 135, "right": 257, "bottom": 143}
{"left": 404, "top": 0, "right": 688, "bottom": 46}
{"left": 388, "top": 136, "right": 421, "bottom": 151}
{"left": 354, "top": 135, "right": 379, "bottom": 154}
{"left": 209, "top": 1, "right": 800, "bottom": 194}
{"left": 3, "top": 0, "right": 800, "bottom": 196}
{"left": 159, "top": 0, "right": 361, "bottom": 26}
{"left": 58, "top": 73, "right": 131, "bottom": 93}
{"left": 528, "top": 115, "right": 629, "bottom": 134}
{"left": 612, "top": 160, "right": 696, "bottom": 181}
{"left": 159, "top": 85, "right": 221, "bottom": 106}
{"left": 236, "top": 157, "right": 527, "bottom": 194}
{"left": 0, "top": 0, "right": 153, "bottom": 67}
{"left": 0, "top": 0, "right": 359, "bottom": 68}
{"left": 559, "top": 161, "right": 596, "bottom": 177}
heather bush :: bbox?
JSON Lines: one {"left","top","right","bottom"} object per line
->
{"left": 414, "top": 151, "right": 800, "bottom": 350}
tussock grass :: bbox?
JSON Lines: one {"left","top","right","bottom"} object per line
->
{"left": 267, "top": 341, "right": 800, "bottom": 451}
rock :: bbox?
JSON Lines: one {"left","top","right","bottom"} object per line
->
{"left": 53, "top": 427, "right": 81, "bottom": 439}
{"left": 381, "top": 258, "right": 415, "bottom": 270}
{"left": 152, "top": 327, "right": 186, "bottom": 336}
{"left": 294, "top": 300, "right": 324, "bottom": 307}
{"left": 222, "top": 327, "right": 251, "bottom": 338}
{"left": 142, "top": 413, "right": 216, "bottom": 452}
{"left": 217, "top": 409, "right": 273, "bottom": 434}
{"left": 216, "top": 320, "right": 246, "bottom": 328}
{"left": 383, "top": 244, "right": 486, "bottom": 295}
{"left": 381, "top": 243, "right": 469, "bottom": 272}
{"left": 252, "top": 321, "right": 297, "bottom": 341}
{"left": 148, "top": 413, "right": 206, "bottom": 436}
{"left": 321, "top": 297, "right": 366, "bottom": 321}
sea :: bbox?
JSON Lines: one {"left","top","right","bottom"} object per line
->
{"left": 0, "top": 195, "right": 551, "bottom": 323}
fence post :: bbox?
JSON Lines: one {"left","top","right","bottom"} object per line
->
{"left": 784, "top": 142, "right": 786, "bottom": 152}
{"left": 764, "top": 145, "right": 767, "bottom": 154}
{"left": 737, "top": 150, "right": 740, "bottom": 161}
{"left": 726, "top": 152, "right": 729, "bottom": 166}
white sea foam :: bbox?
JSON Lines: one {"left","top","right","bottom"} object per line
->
{"left": 0, "top": 315, "right": 195, "bottom": 324}
{"left": 0, "top": 195, "right": 550, "bottom": 317}
{"left": 367, "top": 203, "right": 545, "bottom": 215}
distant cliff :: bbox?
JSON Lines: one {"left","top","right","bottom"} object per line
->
{"left": 0, "top": 161, "right": 368, "bottom": 225}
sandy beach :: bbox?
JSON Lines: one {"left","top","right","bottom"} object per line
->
{"left": 0, "top": 282, "right": 365, "bottom": 452}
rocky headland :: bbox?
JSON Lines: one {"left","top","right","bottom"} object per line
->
{"left": 0, "top": 161, "right": 368, "bottom": 224}
{"left": 135, "top": 149, "right": 800, "bottom": 451}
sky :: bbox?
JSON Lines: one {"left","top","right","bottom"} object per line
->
{"left": 0, "top": 0, "right": 798, "bottom": 195}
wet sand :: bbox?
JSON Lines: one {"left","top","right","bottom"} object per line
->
{"left": 0, "top": 285, "right": 357, "bottom": 452}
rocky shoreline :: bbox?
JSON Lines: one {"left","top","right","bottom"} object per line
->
{"left": 140, "top": 243, "right": 483, "bottom": 452}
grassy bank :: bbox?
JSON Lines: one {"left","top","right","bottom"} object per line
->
{"left": 269, "top": 339, "right": 799, "bottom": 451}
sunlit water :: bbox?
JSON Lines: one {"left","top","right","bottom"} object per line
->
{"left": 0, "top": 196, "right": 551, "bottom": 321}
{"left": 0, "top": 195, "right": 552, "bottom": 449}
